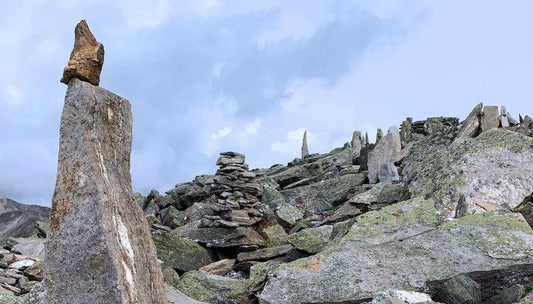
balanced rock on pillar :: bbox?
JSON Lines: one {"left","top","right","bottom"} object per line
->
{"left": 45, "top": 21, "right": 168, "bottom": 304}
{"left": 60, "top": 20, "right": 104, "bottom": 86}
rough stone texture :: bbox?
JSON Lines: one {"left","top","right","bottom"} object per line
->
{"left": 174, "top": 226, "right": 264, "bottom": 249}
{"left": 45, "top": 78, "right": 167, "bottom": 304}
{"left": 11, "top": 239, "right": 44, "bottom": 260}
{"left": 352, "top": 131, "right": 362, "bottom": 158}
{"left": 400, "top": 118, "right": 413, "bottom": 146}
{"left": 368, "top": 127, "right": 402, "bottom": 184}
{"left": 259, "top": 198, "right": 533, "bottom": 304}
{"left": 301, "top": 131, "right": 309, "bottom": 158}
{"left": 500, "top": 106, "right": 510, "bottom": 128}
{"left": 237, "top": 244, "right": 294, "bottom": 262}
{"left": 434, "top": 275, "right": 481, "bottom": 304}
{"left": 485, "top": 284, "right": 525, "bottom": 304}
{"left": 371, "top": 290, "right": 434, "bottom": 304}
{"left": 378, "top": 162, "right": 400, "bottom": 183}
{"left": 457, "top": 103, "right": 482, "bottom": 138}
{"left": 199, "top": 259, "right": 235, "bottom": 276}
{"left": 275, "top": 203, "right": 303, "bottom": 227}
{"left": 403, "top": 129, "right": 533, "bottom": 218}
{"left": 280, "top": 173, "right": 366, "bottom": 216}
{"left": 481, "top": 106, "right": 500, "bottom": 132}
{"left": 376, "top": 128, "right": 383, "bottom": 144}
{"left": 176, "top": 271, "right": 250, "bottom": 304}
{"left": 152, "top": 230, "right": 213, "bottom": 272}
{"left": 60, "top": 20, "right": 104, "bottom": 86}
{"left": 0, "top": 198, "right": 50, "bottom": 244}
{"left": 288, "top": 225, "right": 333, "bottom": 254}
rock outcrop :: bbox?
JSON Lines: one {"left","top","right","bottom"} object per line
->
{"left": 60, "top": 20, "right": 104, "bottom": 86}
{"left": 46, "top": 25, "right": 167, "bottom": 303}
{"left": 0, "top": 198, "right": 50, "bottom": 244}
{"left": 367, "top": 126, "right": 402, "bottom": 183}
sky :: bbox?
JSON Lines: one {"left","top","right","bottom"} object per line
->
{"left": 1, "top": 1, "right": 532, "bottom": 207}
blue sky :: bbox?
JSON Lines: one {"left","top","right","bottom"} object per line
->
{"left": 1, "top": 0, "right": 532, "bottom": 206}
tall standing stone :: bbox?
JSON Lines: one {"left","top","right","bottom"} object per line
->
{"left": 351, "top": 131, "right": 362, "bottom": 158}
{"left": 301, "top": 130, "right": 309, "bottom": 158}
{"left": 375, "top": 128, "right": 383, "bottom": 144}
{"left": 481, "top": 106, "right": 500, "bottom": 132}
{"left": 500, "top": 106, "right": 510, "bottom": 128}
{"left": 400, "top": 117, "right": 413, "bottom": 146}
{"left": 367, "top": 126, "right": 401, "bottom": 184}
{"left": 45, "top": 22, "right": 168, "bottom": 304}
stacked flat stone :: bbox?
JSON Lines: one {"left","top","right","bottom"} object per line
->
{"left": 0, "top": 248, "right": 42, "bottom": 296}
{"left": 203, "top": 152, "right": 263, "bottom": 228}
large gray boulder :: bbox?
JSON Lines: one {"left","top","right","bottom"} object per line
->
{"left": 44, "top": 78, "right": 168, "bottom": 303}
{"left": 259, "top": 198, "right": 533, "bottom": 304}
{"left": 403, "top": 129, "right": 533, "bottom": 218}
{"left": 368, "top": 127, "right": 402, "bottom": 184}
{"left": 0, "top": 198, "right": 50, "bottom": 244}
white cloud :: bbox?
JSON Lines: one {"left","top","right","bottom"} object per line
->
{"left": 210, "top": 127, "right": 232, "bottom": 140}
{"left": 3, "top": 85, "right": 23, "bottom": 105}
{"left": 116, "top": 0, "right": 172, "bottom": 30}
{"left": 239, "top": 119, "right": 262, "bottom": 136}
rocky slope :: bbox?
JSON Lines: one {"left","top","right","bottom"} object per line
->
{"left": 2, "top": 104, "right": 533, "bottom": 304}
{"left": 128, "top": 104, "right": 533, "bottom": 304}
{"left": 0, "top": 199, "right": 50, "bottom": 244}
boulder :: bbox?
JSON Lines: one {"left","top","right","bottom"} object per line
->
{"left": 457, "top": 103, "right": 482, "bottom": 138}
{"left": 481, "top": 106, "right": 500, "bottom": 132}
{"left": 261, "top": 224, "right": 289, "bottom": 247}
{"left": 352, "top": 131, "right": 362, "bottom": 157}
{"left": 485, "top": 284, "right": 525, "bottom": 304}
{"left": 44, "top": 77, "right": 167, "bottom": 303}
{"left": 370, "top": 290, "right": 435, "bottom": 304}
{"left": 60, "top": 20, "right": 104, "bottom": 86}
{"left": 403, "top": 129, "right": 533, "bottom": 218}
{"left": 434, "top": 274, "right": 481, "bottom": 304}
{"left": 288, "top": 225, "right": 333, "bottom": 254}
{"left": 11, "top": 239, "right": 44, "bottom": 260}
{"left": 280, "top": 173, "right": 366, "bottom": 216}
{"left": 176, "top": 271, "right": 250, "bottom": 304}
{"left": 152, "top": 230, "right": 213, "bottom": 272}
{"left": 259, "top": 198, "right": 533, "bottom": 304}
{"left": 275, "top": 203, "right": 303, "bottom": 227}
{"left": 237, "top": 244, "right": 294, "bottom": 262}
{"left": 368, "top": 127, "right": 402, "bottom": 184}
{"left": 174, "top": 226, "right": 264, "bottom": 249}
{"left": 348, "top": 182, "right": 402, "bottom": 209}
{"left": 199, "top": 259, "right": 235, "bottom": 276}
{"left": 378, "top": 162, "right": 400, "bottom": 183}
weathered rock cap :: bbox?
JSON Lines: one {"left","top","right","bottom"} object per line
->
{"left": 60, "top": 20, "right": 104, "bottom": 86}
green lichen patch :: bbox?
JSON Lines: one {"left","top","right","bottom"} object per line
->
{"left": 288, "top": 225, "right": 333, "bottom": 254}
{"left": 153, "top": 230, "right": 213, "bottom": 272}
{"left": 343, "top": 197, "right": 438, "bottom": 240}
{"left": 176, "top": 270, "right": 249, "bottom": 303}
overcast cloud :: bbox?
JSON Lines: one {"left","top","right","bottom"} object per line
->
{"left": 1, "top": 1, "right": 533, "bottom": 206}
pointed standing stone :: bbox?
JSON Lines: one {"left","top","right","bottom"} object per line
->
{"left": 301, "top": 130, "right": 309, "bottom": 158}
{"left": 367, "top": 126, "right": 401, "bottom": 184}
{"left": 500, "top": 106, "right": 510, "bottom": 128}
{"left": 457, "top": 103, "right": 483, "bottom": 138}
{"left": 60, "top": 20, "right": 104, "bottom": 86}
{"left": 46, "top": 21, "right": 167, "bottom": 304}
{"left": 364, "top": 133, "right": 369, "bottom": 147}
{"left": 400, "top": 117, "right": 413, "bottom": 146}
{"left": 351, "top": 131, "right": 362, "bottom": 158}
{"left": 375, "top": 129, "right": 383, "bottom": 144}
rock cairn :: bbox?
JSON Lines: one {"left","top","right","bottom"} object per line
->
{"left": 45, "top": 20, "right": 168, "bottom": 304}
{"left": 202, "top": 152, "right": 263, "bottom": 228}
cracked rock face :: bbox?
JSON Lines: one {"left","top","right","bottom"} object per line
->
{"left": 60, "top": 20, "right": 104, "bottom": 86}
{"left": 45, "top": 78, "right": 168, "bottom": 304}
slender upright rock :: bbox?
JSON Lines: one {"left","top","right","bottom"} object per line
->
{"left": 367, "top": 126, "right": 401, "bottom": 184}
{"left": 301, "top": 130, "right": 309, "bottom": 158}
{"left": 351, "top": 131, "right": 362, "bottom": 158}
{"left": 45, "top": 21, "right": 168, "bottom": 304}
{"left": 60, "top": 20, "right": 104, "bottom": 86}
{"left": 375, "top": 128, "right": 383, "bottom": 144}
